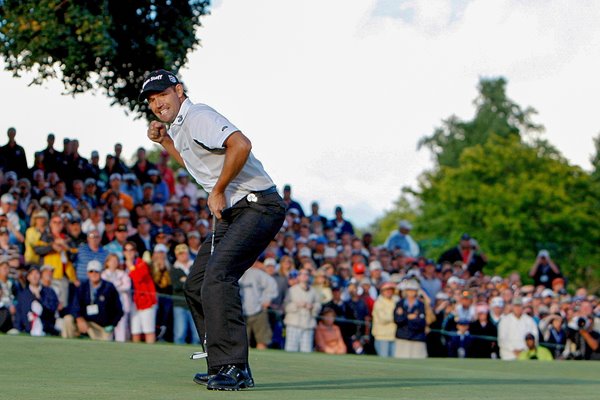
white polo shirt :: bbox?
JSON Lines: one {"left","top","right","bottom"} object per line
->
{"left": 168, "top": 99, "right": 275, "bottom": 208}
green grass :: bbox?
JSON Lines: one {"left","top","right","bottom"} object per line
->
{"left": 1, "top": 334, "right": 599, "bottom": 400}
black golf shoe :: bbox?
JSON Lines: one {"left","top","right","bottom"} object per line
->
{"left": 206, "top": 365, "right": 254, "bottom": 391}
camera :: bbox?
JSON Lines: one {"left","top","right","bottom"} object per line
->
{"left": 568, "top": 316, "right": 591, "bottom": 331}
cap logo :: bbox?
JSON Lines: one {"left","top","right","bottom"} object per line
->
{"left": 169, "top": 75, "right": 177, "bottom": 83}
{"left": 142, "top": 74, "right": 164, "bottom": 90}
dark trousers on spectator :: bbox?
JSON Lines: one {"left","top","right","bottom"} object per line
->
{"left": 184, "top": 191, "right": 285, "bottom": 370}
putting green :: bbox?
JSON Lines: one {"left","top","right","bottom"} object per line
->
{"left": 1, "top": 335, "right": 598, "bottom": 400}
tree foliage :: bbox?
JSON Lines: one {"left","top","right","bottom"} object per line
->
{"left": 418, "top": 77, "right": 543, "bottom": 168}
{"left": 0, "top": 0, "right": 209, "bottom": 119}
{"left": 416, "top": 135, "right": 600, "bottom": 285}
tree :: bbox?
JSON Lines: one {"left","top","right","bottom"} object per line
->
{"left": 418, "top": 77, "right": 543, "bottom": 168}
{"left": 416, "top": 134, "right": 600, "bottom": 284}
{"left": 0, "top": 0, "right": 209, "bottom": 119}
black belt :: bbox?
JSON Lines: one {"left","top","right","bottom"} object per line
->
{"left": 252, "top": 186, "right": 278, "bottom": 197}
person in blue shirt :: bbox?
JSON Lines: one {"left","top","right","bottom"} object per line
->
{"left": 62, "top": 260, "right": 123, "bottom": 340}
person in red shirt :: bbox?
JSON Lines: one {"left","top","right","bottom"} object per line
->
{"left": 124, "top": 241, "right": 157, "bottom": 343}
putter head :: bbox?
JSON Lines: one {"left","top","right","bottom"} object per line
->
{"left": 190, "top": 351, "right": 208, "bottom": 360}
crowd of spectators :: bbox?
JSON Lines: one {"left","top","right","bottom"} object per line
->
{"left": 0, "top": 126, "right": 599, "bottom": 362}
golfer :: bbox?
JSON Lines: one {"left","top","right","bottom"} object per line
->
{"left": 140, "top": 70, "right": 285, "bottom": 391}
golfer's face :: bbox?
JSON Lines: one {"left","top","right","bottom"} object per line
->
{"left": 147, "top": 85, "right": 183, "bottom": 123}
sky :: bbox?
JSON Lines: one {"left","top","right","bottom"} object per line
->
{"left": 2, "top": 0, "right": 600, "bottom": 227}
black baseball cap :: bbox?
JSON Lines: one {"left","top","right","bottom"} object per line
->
{"left": 139, "top": 69, "right": 180, "bottom": 101}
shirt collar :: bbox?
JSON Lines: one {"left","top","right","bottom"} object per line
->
{"left": 172, "top": 98, "right": 192, "bottom": 126}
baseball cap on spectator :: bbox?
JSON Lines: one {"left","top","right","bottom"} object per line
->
{"left": 68, "top": 213, "right": 82, "bottom": 224}
{"left": 359, "top": 278, "right": 371, "bottom": 287}
{"left": 117, "top": 209, "right": 130, "bottom": 219}
{"left": 142, "top": 182, "right": 154, "bottom": 190}
{"left": 287, "top": 208, "right": 300, "bottom": 216}
{"left": 40, "top": 196, "right": 52, "bottom": 206}
{"left": 538, "top": 305, "right": 550, "bottom": 316}
{"left": 399, "top": 278, "right": 420, "bottom": 291}
{"left": 288, "top": 269, "right": 298, "bottom": 279}
{"left": 541, "top": 288, "right": 556, "bottom": 298}
{"left": 323, "top": 247, "right": 337, "bottom": 258}
{"left": 475, "top": 304, "right": 489, "bottom": 314}
{"left": 297, "top": 237, "right": 308, "bottom": 245}
{"left": 196, "top": 219, "right": 209, "bottom": 228}
{"left": 299, "top": 247, "right": 312, "bottom": 258}
{"left": 1, "top": 193, "right": 15, "bottom": 204}
{"left": 353, "top": 263, "right": 366, "bottom": 275}
{"left": 152, "top": 204, "right": 164, "bottom": 213}
{"left": 32, "top": 209, "right": 49, "bottom": 220}
{"left": 490, "top": 276, "right": 503, "bottom": 284}
{"left": 537, "top": 249, "right": 550, "bottom": 258}
{"left": 187, "top": 230, "right": 200, "bottom": 239}
{"left": 86, "top": 260, "right": 103, "bottom": 273}
{"left": 175, "top": 244, "right": 189, "bottom": 255}
{"left": 316, "top": 237, "right": 328, "bottom": 246}
{"left": 176, "top": 169, "right": 188, "bottom": 178}
{"left": 447, "top": 276, "right": 462, "bottom": 286}
{"left": 490, "top": 297, "right": 504, "bottom": 308}
{"left": 84, "top": 178, "right": 96, "bottom": 187}
{"left": 109, "top": 173, "right": 122, "bottom": 181}
{"left": 460, "top": 233, "right": 471, "bottom": 241}
{"left": 148, "top": 169, "right": 159, "bottom": 176}
{"left": 512, "top": 297, "right": 524, "bottom": 306}
{"left": 398, "top": 220, "right": 412, "bottom": 230}
{"left": 457, "top": 319, "right": 471, "bottom": 326}
{"left": 27, "top": 265, "right": 40, "bottom": 275}
{"left": 380, "top": 282, "right": 396, "bottom": 291}
{"left": 139, "top": 69, "right": 181, "bottom": 101}
{"left": 524, "top": 333, "right": 535, "bottom": 341}
{"left": 91, "top": 150, "right": 99, "bottom": 158}
{"left": 520, "top": 285, "right": 534, "bottom": 295}
{"left": 264, "top": 258, "right": 277, "bottom": 267}
{"left": 335, "top": 206, "right": 343, "bottom": 213}
{"left": 153, "top": 244, "right": 168, "bottom": 253}
{"left": 40, "top": 265, "right": 53, "bottom": 272}
{"left": 369, "top": 261, "right": 383, "bottom": 272}
{"left": 435, "top": 292, "right": 450, "bottom": 301}
{"left": 116, "top": 224, "right": 128, "bottom": 232}
{"left": 5, "top": 171, "right": 17, "bottom": 181}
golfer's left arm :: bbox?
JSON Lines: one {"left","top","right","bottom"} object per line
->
{"left": 209, "top": 131, "right": 252, "bottom": 219}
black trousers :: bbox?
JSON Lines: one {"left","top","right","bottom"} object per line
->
{"left": 183, "top": 190, "right": 285, "bottom": 369}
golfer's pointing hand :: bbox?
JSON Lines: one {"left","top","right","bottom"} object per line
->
{"left": 208, "top": 191, "right": 226, "bottom": 220}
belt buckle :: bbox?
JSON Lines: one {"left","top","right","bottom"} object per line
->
{"left": 247, "top": 193, "right": 258, "bottom": 203}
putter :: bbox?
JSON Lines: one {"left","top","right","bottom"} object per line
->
{"left": 210, "top": 213, "right": 216, "bottom": 255}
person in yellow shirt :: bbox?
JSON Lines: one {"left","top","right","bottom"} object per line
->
{"left": 372, "top": 282, "right": 398, "bottom": 357}
{"left": 24, "top": 209, "right": 49, "bottom": 265}
{"left": 518, "top": 333, "right": 553, "bottom": 361}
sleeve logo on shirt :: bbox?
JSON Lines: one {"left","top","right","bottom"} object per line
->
{"left": 176, "top": 115, "right": 183, "bottom": 123}
{"left": 221, "top": 126, "right": 229, "bottom": 131}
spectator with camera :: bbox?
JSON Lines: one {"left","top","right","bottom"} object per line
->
{"left": 539, "top": 313, "right": 567, "bottom": 359}
{"left": 563, "top": 300, "right": 600, "bottom": 360}
{"left": 529, "top": 250, "right": 563, "bottom": 289}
